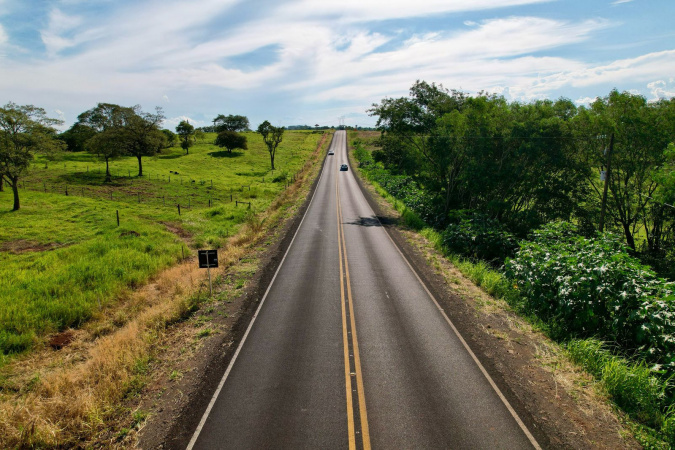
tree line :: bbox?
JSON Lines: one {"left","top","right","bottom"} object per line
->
{"left": 368, "top": 81, "right": 675, "bottom": 275}
{"left": 0, "top": 102, "right": 286, "bottom": 211}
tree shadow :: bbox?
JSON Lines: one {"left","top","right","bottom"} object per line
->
{"left": 344, "top": 215, "right": 400, "bottom": 227}
{"left": 208, "top": 150, "right": 244, "bottom": 158}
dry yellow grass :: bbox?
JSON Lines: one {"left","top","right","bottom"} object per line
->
{"left": 0, "top": 132, "right": 330, "bottom": 448}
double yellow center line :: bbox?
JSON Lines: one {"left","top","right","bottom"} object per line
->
{"left": 336, "top": 161, "right": 371, "bottom": 450}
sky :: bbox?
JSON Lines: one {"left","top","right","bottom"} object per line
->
{"left": 0, "top": 0, "right": 673, "bottom": 130}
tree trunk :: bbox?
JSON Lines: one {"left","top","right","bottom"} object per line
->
{"left": 10, "top": 176, "right": 19, "bottom": 211}
{"left": 270, "top": 151, "right": 275, "bottom": 170}
{"left": 105, "top": 158, "right": 111, "bottom": 183}
{"left": 623, "top": 222, "right": 636, "bottom": 250}
{"left": 0, "top": 175, "right": 4, "bottom": 192}
{"left": 137, "top": 155, "right": 143, "bottom": 177}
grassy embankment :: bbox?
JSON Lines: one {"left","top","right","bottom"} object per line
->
{"left": 0, "top": 131, "right": 322, "bottom": 358}
{"left": 348, "top": 130, "right": 674, "bottom": 448}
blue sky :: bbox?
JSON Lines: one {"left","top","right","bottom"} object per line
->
{"left": 0, "top": 0, "right": 673, "bottom": 130}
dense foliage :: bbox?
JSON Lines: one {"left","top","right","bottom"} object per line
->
{"left": 505, "top": 222, "right": 675, "bottom": 369}
{"left": 368, "top": 81, "right": 675, "bottom": 277}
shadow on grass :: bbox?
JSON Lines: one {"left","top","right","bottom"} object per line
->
{"left": 207, "top": 150, "right": 244, "bottom": 158}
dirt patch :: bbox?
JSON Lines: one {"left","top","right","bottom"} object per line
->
{"left": 0, "top": 239, "right": 64, "bottom": 254}
{"left": 347, "top": 141, "right": 640, "bottom": 449}
{"left": 162, "top": 222, "right": 192, "bottom": 241}
{"left": 48, "top": 330, "right": 76, "bottom": 350}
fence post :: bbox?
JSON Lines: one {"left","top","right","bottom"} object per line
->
{"left": 116, "top": 210, "right": 120, "bottom": 226}
{"left": 178, "top": 204, "right": 181, "bottom": 216}
{"left": 65, "top": 186, "right": 68, "bottom": 196}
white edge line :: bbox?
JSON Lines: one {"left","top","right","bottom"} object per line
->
{"left": 186, "top": 137, "right": 333, "bottom": 450}
{"left": 346, "top": 141, "right": 542, "bottom": 450}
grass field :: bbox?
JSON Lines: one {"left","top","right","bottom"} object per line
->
{"left": 0, "top": 131, "right": 325, "bottom": 356}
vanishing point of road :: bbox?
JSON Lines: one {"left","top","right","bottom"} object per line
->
{"left": 186, "top": 131, "right": 540, "bottom": 449}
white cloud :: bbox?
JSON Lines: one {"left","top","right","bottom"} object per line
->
{"left": 40, "top": 8, "right": 84, "bottom": 56}
{"left": 647, "top": 80, "right": 675, "bottom": 100}
{"left": 612, "top": 0, "right": 634, "bottom": 4}
{"left": 162, "top": 95, "right": 170, "bottom": 103}
{"left": 574, "top": 96, "right": 597, "bottom": 105}
{"left": 0, "top": 23, "right": 7, "bottom": 46}
{"left": 163, "top": 115, "right": 205, "bottom": 130}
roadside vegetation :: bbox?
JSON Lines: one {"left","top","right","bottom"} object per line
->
{"left": 352, "top": 82, "right": 675, "bottom": 446}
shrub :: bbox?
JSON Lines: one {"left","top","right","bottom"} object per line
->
{"left": 441, "top": 214, "right": 519, "bottom": 265}
{"left": 506, "top": 222, "right": 675, "bottom": 369}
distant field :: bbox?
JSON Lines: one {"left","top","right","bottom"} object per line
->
{"left": 0, "top": 131, "right": 325, "bottom": 356}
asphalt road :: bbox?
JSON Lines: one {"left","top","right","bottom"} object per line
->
{"left": 187, "top": 131, "right": 539, "bottom": 450}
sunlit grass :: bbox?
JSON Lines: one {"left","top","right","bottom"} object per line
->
{"left": 0, "top": 131, "right": 324, "bottom": 355}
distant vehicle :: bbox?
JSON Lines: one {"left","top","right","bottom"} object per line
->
{"left": 340, "top": 164, "right": 348, "bottom": 171}
{"left": 328, "top": 150, "right": 334, "bottom": 155}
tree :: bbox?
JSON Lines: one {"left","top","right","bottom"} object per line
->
{"left": 257, "top": 120, "right": 284, "bottom": 170}
{"left": 76, "top": 103, "right": 134, "bottom": 132}
{"left": 76, "top": 103, "right": 134, "bottom": 179}
{"left": 573, "top": 90, "right": 669, "bottom": 249}
{"left": 121, "top": 106, "right": 165, "bottom": 176}
{"left": 161, "top": 129, "right": 177, "bottom": 147}
{"left": 59, "top": 123, "right": 96, "bottom": 152}
{"left": 213, "top": 114, "right": 249, "bottom": 132}
{"left": 0, "top": 102, "right": 64, "bottom": 210}
{"left": 176, "top": 120, "right": 195, "bottom": 155}
{"left": 86, "top": 127, "right": 126, "bottom": 182}
{"left": 214, "top": 130, "right": 248, "bottom": 153}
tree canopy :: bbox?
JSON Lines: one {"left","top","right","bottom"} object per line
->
{"left": 213, "top": 114, "right": 249, "bottom": 132}
{"left": 214, "top": 130, "right": 248, "bottom": 153}
{"left": 176, "top": 120, "right": 195, "bottom": 155}
{"left": 0, "top": 102, "right": 64, "bottom": 210}
{"left": 257, "top": 120, "right": 284, "bottom": 170}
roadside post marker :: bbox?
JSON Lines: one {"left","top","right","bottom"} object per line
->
{"left": 198, "top": 250, "right": 218, "bottom": 297}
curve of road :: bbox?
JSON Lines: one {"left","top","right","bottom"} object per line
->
{"left": 187, "top": 131, "right": 540, "bottom": 449}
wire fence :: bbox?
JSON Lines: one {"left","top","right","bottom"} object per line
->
{"left": 16, "top": 168, "right": 304, "bottom": 212}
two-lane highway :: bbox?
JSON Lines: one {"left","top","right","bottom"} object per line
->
{"left": 187, "top": 131, "right": 539, "bottom": 449}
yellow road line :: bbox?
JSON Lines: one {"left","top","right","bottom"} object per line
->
{"left": 337, "top": 166, "right": 371, "bottom": 450}
{"left": 337, "top": 161, "right": 356, "bottom": 450}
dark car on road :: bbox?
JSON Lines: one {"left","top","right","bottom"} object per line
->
{"left": 340, "top": 164, "right": 348, "bottom": 171}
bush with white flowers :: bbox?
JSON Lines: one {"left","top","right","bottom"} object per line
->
{"left": 505, "top": 222, "right": 675, "bottom": 370}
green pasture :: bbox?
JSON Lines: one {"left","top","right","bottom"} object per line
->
{"left": 0, "top": 131, "right": 325, "bottom": 355}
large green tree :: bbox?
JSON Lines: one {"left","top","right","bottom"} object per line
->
{"left": 0, "top": 102, "right": 64, "bottom": 210}
{"left": 214, "top": 130, "right": 247, "bottom": 153}
{"left": 573, "top": 90, "right": 670, "bottom": 249}
{"left": 86, "top": 127, "right": 126, "bottom": 182}
{"left": 76, "top": 103, "right": 134, "bottom": 179}
{"left": 257, "top": 120, "right": 284, "bottom": 170}
{"left": 121, "top": 106, "right": 166, "bottom": 177}
{"left": 213, "top": 114, "right": 249, "bottom": 132}
{"left": 176, "top": 120, "right": 195, "bottom": 155}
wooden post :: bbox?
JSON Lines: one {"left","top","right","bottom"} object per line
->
{"left": 65, "top": 186, "right": 68, "bottom": 196}
{"left": 44, "top": 182, "right": 46, "bottom": 193}
{"left": 116, "top": 210, "right": 120, "bottom": 226}
{"left": 178, "top": 204, "right": 181, "bottom": 215}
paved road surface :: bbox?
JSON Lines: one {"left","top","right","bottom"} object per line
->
{"left": 187, "top": 131, "right": 539, "bottom": 449}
